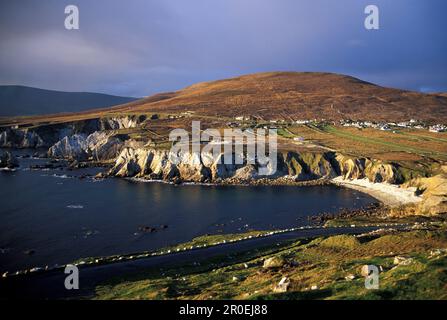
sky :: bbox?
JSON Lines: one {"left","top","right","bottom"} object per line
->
{"left": 0, "top": 0, "right": 446, "bottom": 97}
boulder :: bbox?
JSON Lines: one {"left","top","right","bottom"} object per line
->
{"left": 263, "top": 256, "right": 285, "bottom": 269}
{"left": 393, "top": 256, "right": 413, "bottom": 266}
{"left": 345, "top": 274, "right": 356, "bottom": 281}
{"left": 233, "top": 165, "right": 258, "bottom": 180}
{"left": 273, "top": 277, "right": 290, "bottom": 293}
{"left": 0, "top": 151, "right": 19, "bottom": 169}
{"left": 360, "top": 265, "right": 370, "bottom": 277}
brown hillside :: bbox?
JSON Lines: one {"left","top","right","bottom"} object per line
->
{"left": 2, "top": 72, "right": 447, "bottom": 125}
{"left": 120, "top": 72, "right": 447, "bottom": 123}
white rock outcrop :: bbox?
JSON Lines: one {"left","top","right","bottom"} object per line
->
{"left": 107, "top": 146, "right": 407, "bottom": 185}
{"left": 48, "top": 131, "right": 125, "bottom": 160}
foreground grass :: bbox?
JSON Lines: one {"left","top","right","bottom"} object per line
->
{"left": 95, "top": 222, "right": 447, "bottom": 300}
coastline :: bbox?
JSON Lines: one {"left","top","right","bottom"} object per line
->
{"left": 128, "top": 175, "right": 422, "bottom": 209}
{"left": 332, "top": 177, "right": 422, "bottom": 207}
{"left": 126, "top": 175, "right": 333, "bottom": 187}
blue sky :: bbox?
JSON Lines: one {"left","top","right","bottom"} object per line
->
{"left": 0, "top": 0, "right": 446, "bottom": 97}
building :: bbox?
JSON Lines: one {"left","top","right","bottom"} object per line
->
{"left": 429, "top": 125, "right": 446, "bottom": 133}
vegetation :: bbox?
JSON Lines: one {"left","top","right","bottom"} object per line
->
{"left": 95, "top": 216, "right": 447, "bottom": 300}
{"left": 1, "top": 72, "right": 445, "bottom": 300}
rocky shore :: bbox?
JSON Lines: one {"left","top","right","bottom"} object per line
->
{"left": 1, "top": 116, "right": 444, "bottom": 215}
{"left": 106, "top": 146, "right": 411, "bottom": 185}
{"left": 0, "top": 151, "right": 19, "bottom": 170}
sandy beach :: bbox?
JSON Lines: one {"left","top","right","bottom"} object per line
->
{"left": 332, "top": 177, "right": 422, "bottom": 207}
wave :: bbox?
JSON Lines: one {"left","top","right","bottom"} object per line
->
{"left": 67, "top": 205, "right": 84, "bottom": 209}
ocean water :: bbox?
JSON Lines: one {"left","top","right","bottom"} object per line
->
{"left": 0, "top": 150, "right": 377, "bottom": 272}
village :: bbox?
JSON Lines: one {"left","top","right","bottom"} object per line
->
{"left": 227, "top": 116, "right": 447, "bottom": 133}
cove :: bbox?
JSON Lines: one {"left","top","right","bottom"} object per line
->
{"left": 0, "top": 153, "right": 377, "bottom": 272}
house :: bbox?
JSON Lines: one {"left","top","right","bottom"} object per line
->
{"left": 429, "top": 125, "right": 446, "bottom": 133}
{"left": 235, "top": 115, "right": 253, "bottom": 121}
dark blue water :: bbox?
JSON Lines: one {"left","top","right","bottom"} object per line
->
{"left": 0, "top": 150, "right": 377, "bottom": 272}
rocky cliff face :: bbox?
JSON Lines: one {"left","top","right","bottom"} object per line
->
{"left": 48, "top": 131, "right": 126, "bottom": 161}
{"left": 0, "top": 129, "right": 46, "bottom": 148}
{"left": 401, "top": 168, "right": 447, "bottom": 215}
{"left": 99, "top": 116, "right": 144, "bottom": 130}
{"left": 0, "top": 115, "right": 144, "bottom": 149}
{"left": 106, "top": 147, "right": 410, "bottom": 185}
{"left": 335, "top": 154, "right": 402, "bottom": 184}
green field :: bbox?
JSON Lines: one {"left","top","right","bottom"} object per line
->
{"left": 95, "top": 231, "right": 447, "bottom": 300}
{"left": 95, "top": 215, "right": 447, "bottom": 300}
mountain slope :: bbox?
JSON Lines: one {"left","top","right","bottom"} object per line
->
{"left": 118, "top": 72, "right": 446, "bottom": 123}
{"left": 0, "top": 85, "right": 138, "bottom": 117}
{"left": 2, "top": 72, "right": 446, "bottom": 124}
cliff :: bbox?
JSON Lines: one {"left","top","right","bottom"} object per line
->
{"left": 0, "top": 115, "right": 145, "bottom": 149}
{"left": 400, "top": 168, "right": 447, "bottom": 215}
{"left": 106, "top": 146, "right": 414, "bottom": 185}
{"left": 48, "top": 131, "right": 126, "bottom": 161}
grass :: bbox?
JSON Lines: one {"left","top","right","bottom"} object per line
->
{"left": 277, "top": 128, "right": 296, "bottom": 139}
{"left": 401, "top": 131, "right": 447, "bottom": 144}
{"left": 321, "top": 125, "right": 447, "bottom": 159}
{"left": 94, "top": 220, "right": 447, "bottom": 300}
{"left": 287, "top": 124, "right": 447, "bottom": 165}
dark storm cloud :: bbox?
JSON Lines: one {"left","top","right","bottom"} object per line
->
{"left": 0, "top": 0, "right": 446, "bottom": 96}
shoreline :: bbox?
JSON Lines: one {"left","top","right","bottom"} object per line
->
{"left": 126, "top": 175, "right": 334, "bottom": 187}
{"left": 128, "top": 175, "right": 422, "bottom": 209}
{"left": 2, "top": 223, "right": 413, "bottom": 281}
{"left": 332, "top": 177, "right": 422, "bottom": 207}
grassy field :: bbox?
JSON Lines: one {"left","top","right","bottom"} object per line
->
{"left": 288, "top": 124, "right": 447, "bottom": 162}
{"left": 94, "top": 220, "right": 447, "bottom": 300}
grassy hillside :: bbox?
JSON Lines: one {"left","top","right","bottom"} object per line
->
{"left": 122, "top": 72, "right": 447, "bottom": 123}
{"left": 95, "top": 222, "right": 447, "bottom": 300}
{"left": 2, "top": 72, "right": 447, "bottom": 125}
{"left": 0, "top": 85, "right": 138, "bottom": 117}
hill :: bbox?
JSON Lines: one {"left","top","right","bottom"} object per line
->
{"left": 1, "top": 72, "right": 446, "bottom": 125}
{"left": 0, "top": 85, "right": 138, "bottom": 117}
{"left": 112, "top": 72, "right": 447, "bottom": 123}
